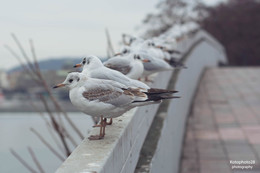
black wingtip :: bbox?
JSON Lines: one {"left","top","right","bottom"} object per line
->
{"left": 161, "top": 95, "right": 181, "bottom": 100}
{"left": 147, "top": 88, "right": 178, "bottom": 94}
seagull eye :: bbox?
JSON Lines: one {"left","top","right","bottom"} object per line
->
{"left": 137, "top": 56, "right": 140, "bottom": 60}
{"left": 69, "top": 79, "right": 73, "bottom": 83}
{"left": 82, "top": 60, "right": 86, "bottom": 64}
{"left": 123, "top": 49, "right": 128, "bottom": 54}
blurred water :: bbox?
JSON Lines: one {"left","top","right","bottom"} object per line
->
{"left": 0, "top": 112, "right": 93, "bottom": 173}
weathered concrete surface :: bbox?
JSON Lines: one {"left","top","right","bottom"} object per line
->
{"left": 180, "top": 68, "right": 260, "bottom": 173}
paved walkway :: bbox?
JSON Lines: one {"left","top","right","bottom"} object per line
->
{"left": 180, "top": 68, "right": 260, "bottom": 173}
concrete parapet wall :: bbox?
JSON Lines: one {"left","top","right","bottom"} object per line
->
{"left": 150, "top": 39, "right": 226, "bottom": 173}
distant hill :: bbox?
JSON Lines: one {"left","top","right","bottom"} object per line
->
{"left": 8, "top": 56, "right": 107, "bottom": 73}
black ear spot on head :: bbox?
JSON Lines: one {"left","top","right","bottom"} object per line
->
{"left": 77, "top": 77, "right": 80, "bottom": 82}
{"left": 82, "top": 58, "right": 86, "bottom": 64}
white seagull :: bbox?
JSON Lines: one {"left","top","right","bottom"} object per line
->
{"left": 104, "top": 52, "right": 150, "bottom": 80}
{"left": 74, "top": 55, "right": 150, "bottom": 125}
{"left": 74, "top": 55, "right": 149, "bottom": 89}
{"left": 111, "top": 45, "right": 175, "bottom": 81}
{"left": 53, "top": 72, "right": 179, "bottom": 140}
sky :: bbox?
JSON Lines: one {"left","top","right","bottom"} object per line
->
{"left": 0, "top": 0, "right": 223, "bottom": 70}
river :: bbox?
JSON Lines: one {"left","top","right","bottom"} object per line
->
{"left": 0, "top": 112, "right": 93, "bottom": 173}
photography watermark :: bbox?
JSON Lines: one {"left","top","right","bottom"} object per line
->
{"left": 230, "top": 160, "right": 255, "bottom": 170}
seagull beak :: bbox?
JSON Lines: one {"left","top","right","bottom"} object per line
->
{"left": 142, "top": 59, "right": 150, "bottom": 63}
{"left": 73, "top": 64, "right": 82, "bottom": 68}
{"left": 53, "top": 83, "right": 66, "bottom": 89}
{"left": 163, "top": 48, "right": 168, "bottom": 52}
{"left": 114, "top": 53, "right": 122, "bottom": 56}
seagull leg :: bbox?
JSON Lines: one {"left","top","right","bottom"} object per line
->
{"left": 88, "top": 116, "right": 105, "bottom": 140}
{"left": 145, "top": 76, "right": 153, "bottom": 83}
{"left": 92, "top": 118, "right": 102, "bottom": 127}
{"left": 102, "top": 118, "right": 107, "bottom": 136}
{"left": 106, "top": 118, "right": 113, "bottom": 125}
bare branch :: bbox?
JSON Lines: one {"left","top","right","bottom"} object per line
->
{"left": 106, "top": 47, "right": 112, "bottom": 58}
{"left": 11, "top": 33, "right": 36, "bottom": 73}
{"left": 29, "top": 39, "right": 40, "bottom": 71}
{"left": 27, "top": 147, "right": 45, "bottom": 173}
{"left": 30, "top": 128, "right": 66, "bottom": 161}
{"left": 10, "top": 148, "right": 37, "bottom": 173}
{"left": 28, "top": 39, "right": 83, "bottom": 141}
{"left": 36, "top": 68, "right": 84, "bottom": 139}
{"left": 3, "top": 45, "right": 41, "bottom": 84}
{"left": 28, "top": 97, "right": 66, "bottom": 153}
{"left": 46, "top": 123, "right": 66, "bottom": 154}
{"left": 105, "top": 28, "right": 115, "bottom": 56}
{"left": 28, "top": 38, "right": 84, "bottom": 140}
{"left": 28, "top": 39, "right": 84, "bottom": 147}
{"left": 39, "top": 95, "right": 71, "bottom": 156}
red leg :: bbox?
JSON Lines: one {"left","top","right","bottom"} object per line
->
{"left": 145, "top": 76, "right": 153, "bottom": 82}
{"left": 102, "top": 118, "right": 106, "bottom": 136}
{"left": 88, "top": 116, "right": 105, "bottom": 140}
{"left": 106, "top": 118, "right": 113, "bottom": 125}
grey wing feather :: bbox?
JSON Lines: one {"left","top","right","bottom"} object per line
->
{"left": 82, "top": 81, "right": 133, "bottom": 106}
{"left": 91, "top": 67, "right": 149, "bottom": 89}
{"left": 143, "top": 58, "right": 172, "bottom": 71}
{"left": 91, "top": 68, "right": 132, "bottom": 85}
{"left": 104, "top": 58, "right": 132, "bottom": 75}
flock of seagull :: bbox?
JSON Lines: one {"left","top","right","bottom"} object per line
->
{"left": 53, "top": 35, "right": 187, "bottom": 140}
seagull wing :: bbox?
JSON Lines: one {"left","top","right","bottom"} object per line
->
{"left": 104, "top": 58, "right": 132, "bottom": 75}
{"left": 81, "top": 79, "right": 141, "bottom": 107}
{"left": 90, "top": 66, "right": 149, "bottom": 89}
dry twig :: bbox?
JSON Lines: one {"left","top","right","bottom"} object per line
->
{"left": 28, "top": 147, "right": 45, "bottom": 173}
{"left": 30, "top": 128, "right": 66, "bottom": 161}
{"left": 10, "top": 148, "right": 38, "bottom": 173}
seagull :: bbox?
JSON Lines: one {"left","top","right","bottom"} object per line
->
{"left": 110, "top": 45, "right": 175, "bottom": 81}
{"left": 104, "top": 51, "right": 150, "bottom": 80}
{"left": 73, "top": 55, "right": 149, "bottom": 89}
{"left": 53, "top": 72, "right": 179, "bottom": 140}
{"left": 131, "top": 40, "right": 187, "bottom": 80}
{"left": 74, "top": 55, "right": 150, "bottom": 125}
{"left": 123, "top": 50, "right": 174, "bottom": 81}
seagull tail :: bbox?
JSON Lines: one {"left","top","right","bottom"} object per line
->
{"left": 145, "top": 94, "right": 180, "bottom": 102}
{"left": 145, "top": 88, "right": 178, "bottom": 95}
{"left": 134, "top": 89, "right": 180, "bottom": 103}
{"left": 167, "top": 49, "right": 181, "bottom": 55}
{"left": 164, "top": 57, "right": 187, "bottom": 69}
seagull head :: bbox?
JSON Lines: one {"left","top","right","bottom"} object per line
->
{"left": 146, "top": 40, "right": 155, "bottom": 47}
{"left": 53, "top": 72, "right": 85, "bottom": 90}
{"left": 74, "top": 56, "right": 103, "bottom": 71}
{"left": 113, "top": 46, "right": 132, "bottom": 57}
{"left": 133, "top": 54, "right": 150, "bottom": 63}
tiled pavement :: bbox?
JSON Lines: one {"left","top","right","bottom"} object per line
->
{"left": 180, "top": 68, "right": 260, "bottom": 173}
